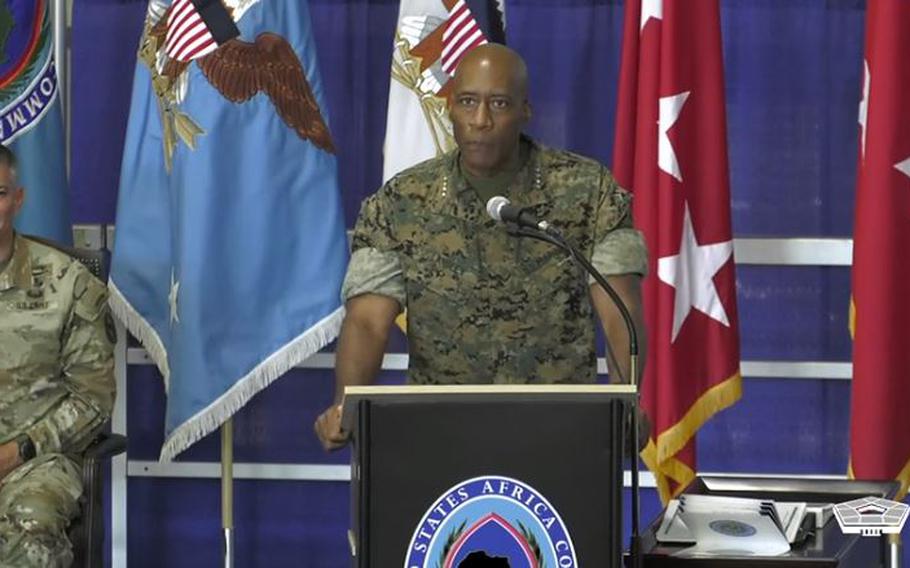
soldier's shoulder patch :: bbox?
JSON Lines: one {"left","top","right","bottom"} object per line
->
{"left": 73, "top": 271, "right": 108, "bottom": 322}
{"left": 73, "top": 270, "right": 88, "bottom": 301}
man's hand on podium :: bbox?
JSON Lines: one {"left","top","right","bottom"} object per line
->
{"left": 315, "top": 403, "right": 350, "bottom": 451}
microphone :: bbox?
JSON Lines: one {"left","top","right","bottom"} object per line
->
{"left": 489, "top": 191, "right": 643, "bottom": 568}
{"left": 485, "top": 196, "right": 551, "bottom": 231}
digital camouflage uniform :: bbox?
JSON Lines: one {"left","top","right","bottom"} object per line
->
{"left": 0, "top": 234, "right": 116, "bottom": 567}
{"left": 343, "top": 138, "right": 647, "bottom": 385}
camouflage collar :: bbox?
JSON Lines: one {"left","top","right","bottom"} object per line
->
{"left": 444, "top": 135, "right": 546, "bottom": 203}
{"left": 0, "top": 233, "right": 31, "bottom": 292}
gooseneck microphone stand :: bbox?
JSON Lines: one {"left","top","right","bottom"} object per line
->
{"left": 506, "top": 222, "right": 643, "bottom": 568}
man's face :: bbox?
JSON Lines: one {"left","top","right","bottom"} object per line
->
{"left": 0, "top": 163, "right": 23, "bottom": 244}
{"left": 449, "top": 58, "right": 530, "bottom": 177}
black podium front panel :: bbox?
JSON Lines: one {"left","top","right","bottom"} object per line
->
{"left": 353, "top": 398, "right": 627, "bottom": 567}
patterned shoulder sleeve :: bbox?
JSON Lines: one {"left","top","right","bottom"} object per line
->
{"left": 341, "top": 248, "right": 405, "bottom": 308}
{"left": 344, "top": 180, "right": 406, "bottom": 307}
{"left": 350, "top": 180, "right": 399, "bottom": 253}
{"left": 590, "top": 168, "right": 649, "bottom": 278}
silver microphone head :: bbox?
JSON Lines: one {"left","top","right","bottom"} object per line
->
{"left": 486, "top": 195, "right": 511, "bottom": 222}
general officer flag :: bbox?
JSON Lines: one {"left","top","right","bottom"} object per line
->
{"left": 849, "top": 0, "right": 910, "bottom": 499}
{"left": 613, "top": 0, "right": 743, "bottom": 502}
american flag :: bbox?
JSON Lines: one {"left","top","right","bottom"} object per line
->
{"left": 165, "top": 0, "right": 220, "bottom": 62}
{"left": 441, "top": 0, "right": 487, "bottom": 75}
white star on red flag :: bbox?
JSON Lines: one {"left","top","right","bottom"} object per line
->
{"left": 657, "top": 204, "right": 733, "bottom": 342}
{"left": 895, "top": 156, "right": 910, "bottom": 179}
{"left": 640, "top": 0, "right": 663, "bottom": 30}
{"left": 859, "top": 60, "right": 870, "bottom": 159}
{"left": 658, "top": 91, "right": 690, "bottom": 182}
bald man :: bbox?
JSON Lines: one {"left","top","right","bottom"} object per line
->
{"left": 315, "top": 45, "right": 648, "bottom": 450}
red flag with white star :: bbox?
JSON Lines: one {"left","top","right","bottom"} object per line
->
{"left": 849, "top": 0, "right": 910, "bottom": 499}
{"left": 613, "top": 0, "right": 742, "bottom": 502}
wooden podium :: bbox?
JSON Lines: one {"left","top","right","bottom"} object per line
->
{"left": 342, "top": 384, "right": 638, "bottom": 567}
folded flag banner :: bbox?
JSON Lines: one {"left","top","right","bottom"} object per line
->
{"left": 110, "top": 0, "right": 348, "bottom": 461}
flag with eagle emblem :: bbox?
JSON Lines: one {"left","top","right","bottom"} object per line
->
{"left": 110, "top": 0, "right": 348, "bottom": 461}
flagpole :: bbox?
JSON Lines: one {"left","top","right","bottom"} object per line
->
{"left": 887, "top": 534, "right": 901, "bottom": 568}
{"left": 222, "top": 419, "right": 234, "bottom": 568}
{"left": 51, "top": 0, "right": 66, "bottom": 118}
{"left": 51, "top": 0, "right": 69, "bottom": 178}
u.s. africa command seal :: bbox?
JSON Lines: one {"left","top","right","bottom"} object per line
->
{"left": 404, "top": 475, "right": 578, "bottom": 568}
{"left": 0, "top": 0, "right": 58, "bottom": 144}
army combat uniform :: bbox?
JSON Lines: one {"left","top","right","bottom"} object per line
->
{"left": 343, "top": 137, "right": 648, "bottom": 385}
{"left": 0, "top": 234, "right": 116, "bottom": 567}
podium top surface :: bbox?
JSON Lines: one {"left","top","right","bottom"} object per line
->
{"left": 341, "top": 383, "right": 637, "bottom": 430}
{"left": 693, "top": 475, "right": 900, "bottom": 502}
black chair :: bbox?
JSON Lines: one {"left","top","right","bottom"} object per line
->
{"left": 70, "top": 432, "right": 128, "bottom": 567}
{"left": 25, "top": 235, "right": 128, "bottom": 567}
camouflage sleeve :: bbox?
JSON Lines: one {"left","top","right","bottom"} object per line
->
{"left": 589, "top": 169, "right": 649, "bottom": 279}
{"left": 341, "top": 248, "right": 406, "bottom": 308}
{"left": 25, "top": 269, "right": 116, "bottom": 456}
{"left": 343, "top": 185, "right": 406, "bottom": 306}
{"left": 350, "top": 188, "right": 397, "bottom": 253}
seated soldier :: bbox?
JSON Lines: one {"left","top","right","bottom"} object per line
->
{"left": 0, "top": 144, "right": 116, "bottom": 567}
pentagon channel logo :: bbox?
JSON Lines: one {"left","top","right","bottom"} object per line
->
{"left": 833, "top": 497, "right": 910, "bottom": 537}
{"left": 405, "top": 475, "right": 578, "bottom": 568}
{"left": 0, "top": 0, "right": 57, "bottom": 144}
{"left": 708, "top": 520, "right": 758, "bottom": 538}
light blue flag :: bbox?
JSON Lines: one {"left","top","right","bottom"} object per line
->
{"left": 110, "top": 0, "right": 348, "bottom": 460}
{"left": 1, "top": 0, "right": 70, "bottom": 243}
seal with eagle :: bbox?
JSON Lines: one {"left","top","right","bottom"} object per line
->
{"left": 139, "top": 0, "right": 334, "bottom": 170}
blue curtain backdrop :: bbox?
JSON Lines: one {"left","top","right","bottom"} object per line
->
{"left": 69, "top": 1, "right": 881, "bottom": 566}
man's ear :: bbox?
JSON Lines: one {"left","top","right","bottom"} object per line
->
{"left": 523, "top": 101, "right": 532, "bottom": 123}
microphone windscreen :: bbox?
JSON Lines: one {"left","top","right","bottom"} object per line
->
{"left": 486, "top": 195, "right": 511, "bottom": 222}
